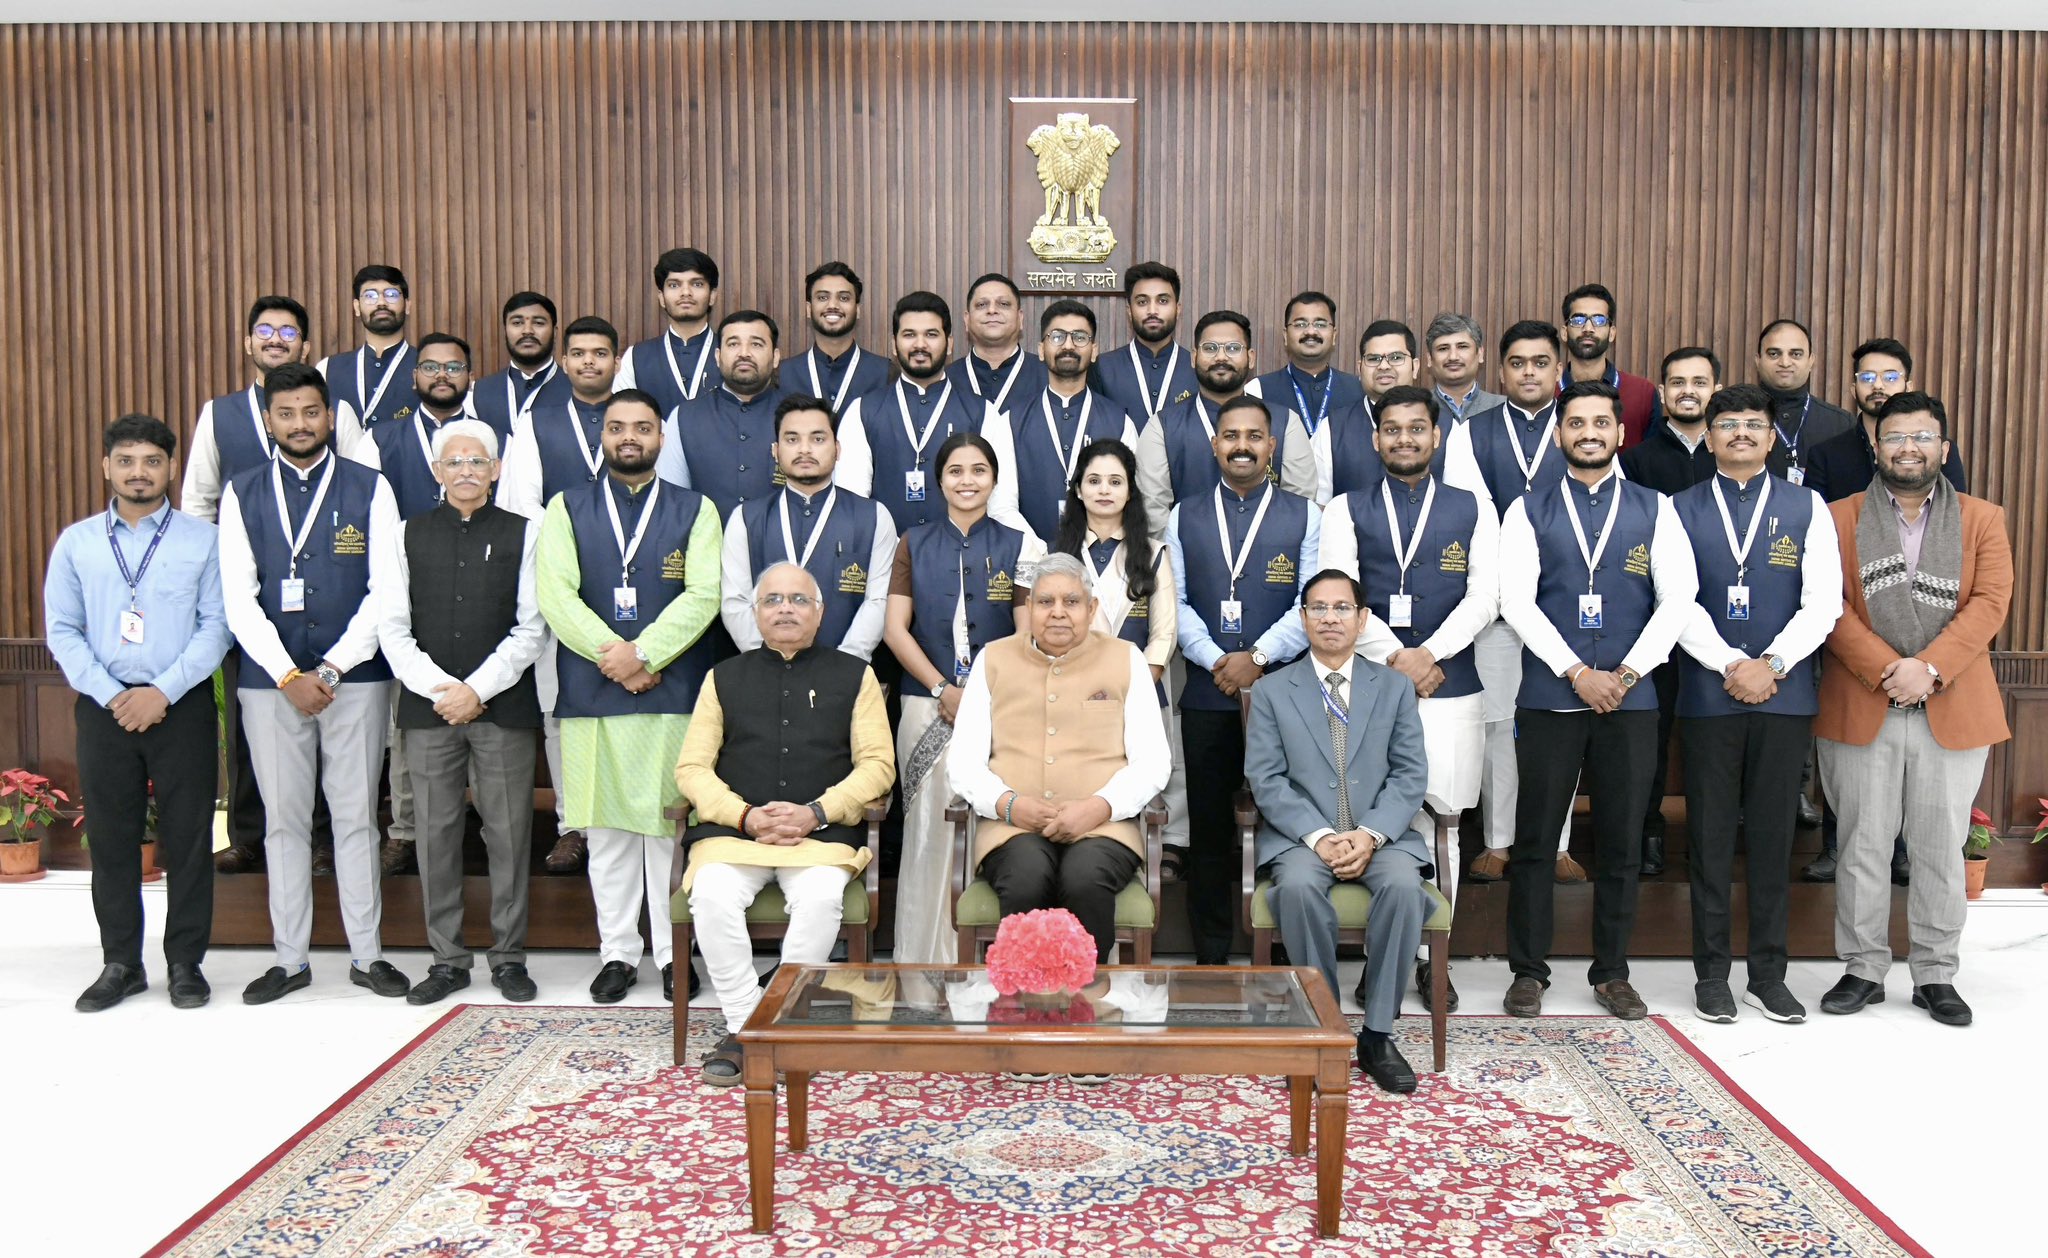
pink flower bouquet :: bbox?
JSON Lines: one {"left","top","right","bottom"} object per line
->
{"left": 984, "top": 908, "right": 1097, "bottom": 995}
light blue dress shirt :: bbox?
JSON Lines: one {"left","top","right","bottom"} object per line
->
{"left": 44, "top": 500, "right": 232, "bottom": 707}
{"left": 1166, "top": 493, "right": 1320, "bottom": 670}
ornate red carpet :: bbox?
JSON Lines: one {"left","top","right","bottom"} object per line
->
{"left": 147, "top": 1006, "right": 1927, "bottom": 1256}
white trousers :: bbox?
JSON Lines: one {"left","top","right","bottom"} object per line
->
{"left": 538, "top": 639, "right": 567, "bottom": 827}
{"left": 1161, "top": 655, "right": 1190, "bottom": 848}
{"left": 1413, "top": 691, "right": 1485, "bottom": 933}
{"left": 1474, "top": 621, "right": 1572, "bottom": 852}
{"left": 689, "top": 861, "right": 850, "bottom": 1033}
{"left": 585, "top": 827, "right": 674, "bottom": 968}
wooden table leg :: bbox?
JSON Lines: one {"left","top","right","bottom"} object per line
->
{"left": 787, "top": 1071, "right": 809, "bottom": 1152}
{"left": 1288, "top": 1076, "right": 1310, "bottom": 1155}
{"left": 1315, "top": 1056, "right": 1349, "bottom": 1238}
{"left": 744, "top": 1050, "right": 777, "bottom": 1232}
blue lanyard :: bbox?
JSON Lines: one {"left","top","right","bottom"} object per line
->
{"left": 106, "top": 505, "right": 173, "bottom": 610}
{"left": 1774, "top": 396, "right": 1812, "bottom": 455}
{"left": 1287, "top": 366, "right": 1332, "bottom": 434}
{"left": 1317, "top": 675, "right": 1350, "bottom": 726}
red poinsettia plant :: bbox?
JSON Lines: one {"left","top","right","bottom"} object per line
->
{"left": 985, "top": 908, "right": 1097, "bottom": 996}
{"left": 2030, "top": 799, "right": 2048, "bottom": 845}
{"left": 0, "top": 769, "right": 70, "bottom": 844}
{"left": 1965, "top": 807, "right": 1999, "bottom": 856}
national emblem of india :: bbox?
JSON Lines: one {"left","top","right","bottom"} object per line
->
{"left": 1026, "top": 112, "right": 1123, "bottom": 263}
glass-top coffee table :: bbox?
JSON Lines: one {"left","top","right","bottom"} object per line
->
{"left": 735, "top": 964, "right": 1355, "bottom": 1236}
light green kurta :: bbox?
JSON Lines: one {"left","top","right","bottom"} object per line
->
{"left": 535, "top": 482, "right": 724, "bottom": 836}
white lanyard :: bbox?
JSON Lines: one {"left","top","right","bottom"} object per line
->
{"left": 1129, "top": 343, "right": 1180, "bottom": 418}
{"left": 1503, "top": 405, "right": 1558, "bottom": 488}
{"left": 412, "top": 413, "right": 451, "bottom": 502}
{"left": 506, "top": 362, "right": 557, "bottom": 422}
{"left": 965, "top": 351, "right": 1027, "bottom": 411}
{"left": 1040, "top": 390, "right": 1094, "bottom": 484}
{"left": 898, "top": 379, "right": 955, "bottom": 464}
{"left": 1561, "top": 475, "right": 1623, "bottom": 593}
{"left": 1711, "top": 475, "right": 1773, "bottom": 581}
{"left": 270, "top": 455, "right": 337, "bottom": 578}
{"left": 356, "top": 343, "right": 409, "bottom": 422}
{"left": 562, "top": 401, "right": 604, "bottom": 479}
{"left": 243, "top": 385, "right": 273, "bottom": 457}
{"left": 603, "top": 478, "right": 661, "bottom": 570}
{"left": 778, "top": 487, "right": 839, "bottom": 568}
{"left": 808, "top": 347, "right": 865, "bottom": 412}
{"left": 1379, "top": 476, "right": 1437, "bottom": 593}
{"left": 1192, "top": 397, "right": 1216, "bottom": 441}
{"left": 1212, "top": 483, "right": 1276, "bottom": 597}
{"left": 663, "top": 329, "right": 713, "bottom": 401}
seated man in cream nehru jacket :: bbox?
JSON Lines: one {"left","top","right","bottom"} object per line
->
{"left": 677, "top": 562, "right": 897, "bottom": 1087}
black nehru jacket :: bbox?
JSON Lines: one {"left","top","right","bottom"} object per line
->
{"left": 1621, "top": 421, "right": 1791, "bottom": 496}
{"left": 396, "top": 502, "right": 542, "bottom": 730}
{"left": 686, "top": 644, "right": 868, "bottom": 846}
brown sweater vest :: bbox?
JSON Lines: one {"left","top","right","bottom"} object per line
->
{"left": 972, "top": 630, "right": 1144, "bottom": 866}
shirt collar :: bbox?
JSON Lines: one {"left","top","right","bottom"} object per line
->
{"left": 1314, "top": 653, "right": 1356, "bottom": 688}
{"left": 1715, "top": 469, "right": 1767, "bottom": 494}
{"left": 1219, "top": 477, "right": 1270, "bottom": 506}
{"left": 109, "top": 499, "right": 174, "bottom": 532}
{"left": 1563, "top": 362, "right": 1620, "bottom": 389}
{"left": 278, "top": 449, "right": 332, "bottom": 482}
{"left": 1084, "top": 526, "right": 1124, "bottom": 548}
{"left": 1566, "top": 467, "right": 1622, "bottom": 497}
{"left": 1505, "top": 399, "right": 1555, "bottom": 425}
{"left": 1665, "top": 420, "right": 1706, "bottom": 453}
{"left": 1134, "top": 340, "right": 1178, "bottom": 367}
{"left": 1882, "top": 484, "right": 1929, "bottom": 524}
{"left": 1286, "top": 363, "right": 1330, "bottom": 387}
{"left": 811, "top": 343, "right": 856, "bottom": 369}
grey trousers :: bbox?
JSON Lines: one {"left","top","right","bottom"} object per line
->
{"left": 387, "top": 720, "right": 415, "bottom": 844}
{"left": 1818, "top": 708, "right": 1987, "bottom": 985}
{"left": 1263, "top": 842, "right": 1430, "bottom": 1034}
{"left": 406, "top": 722, "right": 538, "bottom": 968}
{"left": 241, "top": 682, "right": 394, "bottom": 968}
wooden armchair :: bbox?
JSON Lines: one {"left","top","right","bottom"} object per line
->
{"left": 1237, "top": 791, "right": 1457, "bottom": 1071}
{"left": 944, "top": 793, "right": 1170, "bottom": 964}
{"left": 664, "top": 794, "right": 890, "bottom": 1065}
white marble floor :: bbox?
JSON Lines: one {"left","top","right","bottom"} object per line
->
{"left": 2, "top": 873, "right": 2041, "bottom": 1257}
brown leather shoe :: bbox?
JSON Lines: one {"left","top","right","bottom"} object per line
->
{"left": 1503, "top": 976, "right": 1545, "bottom": 1017}
{"left": 213, "top": 843, "right": 263, "bottom": 873}
{"left": 1553, "top": 852, "right": 1588, "bottom": 883}
{"left": 1468, "top": 849, "right": 1508, "bottom": 882}
{"left": 545, "top": 831, "right": 588, "bottom": 873}
{"left": 380, "top": 837, "right": 416, "bottom": 875}
{"left": 311, "top": 844, "right": 336, "bottom": 876}
{"left": 1593, "top": 980, "right": 1648, "bottom": 1020}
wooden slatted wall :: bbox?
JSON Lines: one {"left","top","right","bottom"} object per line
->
{"left": 2, "top": 22, "right": 2044, "bottom": 644}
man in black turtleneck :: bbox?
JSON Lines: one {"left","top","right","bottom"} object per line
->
{"left": 1753, "top": 320, "right": 1856, "bottom": 483}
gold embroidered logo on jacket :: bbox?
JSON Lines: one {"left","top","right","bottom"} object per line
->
{"left": 332, "top": 524, "right": 367, "bottom": 556}
{"left": 661, "top": 549, "right": 687, "bottom": 581}
{"left": 839, "top": 562, "right": 867, "bottom": 594}
{"left": 1265, "top": 553, "right": 1296, "bottom": 585}
{"left": 1623, "top": 543, "right": 1650, "bottom": 576}
{"left": 1440, "top": 540, "right": 1468, "bottom": 574}
{"left": 988, "top": 569, "right": 1015, "bottom": 602}
{"left": 1768, "top": 535, "right": 1800, "bottom": 568}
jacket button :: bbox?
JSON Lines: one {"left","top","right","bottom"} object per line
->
{"left": 1329, "top": 782, "right": 1337, "bottom": 789}
{"left": 782, "top": 747, "right": 790, "bottom": 754}
{"left": 782, "top": 719, "right": 789, "bottom": 725}
{"left": 454, "top": 632, "right": 462, "bottom": 639}
{"left": 458, "top": 561, "right": 466, "bottom": 568}
{"left": 455, "top": 595, "right": 464, "bottom": 602}
{"left": 1044, "top": 790, "right": 1054, "bottom": 799}
{"left": 1048, "top": 727, "right": 1057, "bottom": 735}
{"left": 1048, "top": 694, "right": 1057, "bottom": 702}
{"left": 738, "top": 433, "right": 749, "bottom": 442}
{"left": 1045, "top": 756, "right": 1055, "bottom": 764}
{"left": 738, "top": 464, "right": 748, "bottom": 472}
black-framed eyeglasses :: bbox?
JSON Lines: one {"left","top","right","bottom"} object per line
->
{"left": 253, "top": 323, "right": 301, "bottom": 343}
{"left": 1565, "top": 314, "right": 1612, "bottom": 329}
{"left": 359, "top": 286, "right": 404, "bottom": 303}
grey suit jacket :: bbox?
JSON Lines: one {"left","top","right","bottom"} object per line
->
{"left": 1244, "top": 652, "right": 1432, "bottom": 874}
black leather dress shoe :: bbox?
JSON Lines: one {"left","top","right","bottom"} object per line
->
{"left": 213, "top": 843, "right": 263, "bottom": 873}
{"left": 1801, "top": 847, "right": 1838, "bottom": 882}
{"left": 1890, "top": 842, "right": 1911, "bottom": 886}
{"left": 1357, "top": 1034, "right": 1417, "bottom": 1094}
{"left": 1797, "top": 794, "right": 1823, "bottom": 828}
{"left": 492, "top": 963, "right": 538, "bottom": 1002}
{"left": 351, "top": 960, "right": 412, "bottom": 998}
{"left": 663, "top": 963, "right": 675, "bottom": 1002}
{"left": 311, "top": 845, "right": 335, "bottom": 877}
{"left": 1818, "top": 974, "right": 1885, "bottom": 1015}
{"left": 406, "top": 964, "right": 471, "bottom": 1005}
{"left": 1912, "top": 984, "right": 1973, "bottom": 1026}
{"left": 1503, "top": 976, "right": 1545, "bottom": 1017}
{"left": 168, "top": 962, "right": 210, "bottom": 1009}
{"left": 1414, "top": 960, "right": 1460, "bottom": 1013}
{"left": 590, "top": 960, "right": 638, "bottom": 1004}
{"left": 1640, "top": 833, "right": 1666, "bottom": 878}
{"left": 243, "top": 965, "right": 312, "bottom": 1005}
{"left": 76, "top": 963, "right": 146, "bottom": 1013}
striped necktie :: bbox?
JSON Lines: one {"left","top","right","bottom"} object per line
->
{"left": 1326, "top": 671, "right": 1352, "bottom": 832}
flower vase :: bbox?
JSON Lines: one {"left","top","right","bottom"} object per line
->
{"left": 0, "top": 837, "right": 46, "bottom": 883}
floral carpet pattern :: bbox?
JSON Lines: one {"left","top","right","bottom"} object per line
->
{"left": 148, "top": 1006, "right": 1926, "bottom": 1257}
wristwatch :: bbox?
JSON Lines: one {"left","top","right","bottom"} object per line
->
{"left": 632, "top": 642, "right": 650, "bottom": 666}
{"left": 1250, "top": 648, "right": 1271, "bottom": 668}
{"left": 1616, "top": 666, "right": 1641, "bottom": 690}
{"left": 314, "top": 663, "right": 342, "bottom": 688}
{"left": 1923, "top": 660, "right": 1941, "bottom": 684}
{"left": 930, "top": 679, "right": 949, "bottom": 699}
{"left": 807, "top": 801, "right": 829, "bottom": 831}
{"left": 1765, "top": 654, "right": 1788, "bottom": 678}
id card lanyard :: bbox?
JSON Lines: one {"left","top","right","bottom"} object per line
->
{"left": 603, "top": 479, "right": 661, "bottom": 620}
{"left": 106, "top": 503, "right": 173, "bottom": 644}
{"left": 357, "top": 343, "right": 410, "bottom": 424}
{"left": 270, "top": 454, "right": 337, "bottom": 612}
{"left": 243, "top": 385, "right": 273, "bottom": 458}
{"left": 1129, "top": 342, "right": 1181, "bottom": 419}
{"left": 1379, "top": 477, "right": 1437, "bottom": 628}
{"left": 664, "top": 328, "right": 714, "bottom": 402}
{"left": 1286, "top": 365, "right": 1332, "bottom": 435}
{"left": 1711, "top": 475, "right": 1771, "bottom": 621}
{"left": 808, "top": 347, "right": 865, "bottom": 413}
{"left": 1212, "top": 482, "right": 1275, "bottom": 633}
{"left": 507, "top": 362, "right": 558, "bottom": 423}
{"left": 1504, "top": 405, "right": 1558, "bottom": 489}
{"left": 1041, "top": 389, "right": 1094, "bottom": 487}
{"left": 779, "top": 487, "right": 839, "bottom": 569}
{"left": 1561, "top": 474, "right": 1622, "bottom": 627}
{"left": 413, "top": 413, "right": 448, "bottom": 503}
{"left": 1776, "top": 396, "right": 1812, "bottom": 484}
{"left": 899, "top": 379, "right": 955, "bottom": 501}
{"left": 965, "top": 350, "right": 1027, "bottom": 412}
{"left": 563, "top": 401, "right": 604, "bottom": 482}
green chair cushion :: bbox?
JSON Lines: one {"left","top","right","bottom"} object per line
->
{"left": 955, "top": 877, "right": 1156, "bottom": 931}
{"left": 1249, "top": 878, "right": 1452, "bottom": 933}
{"left": 671, "top": 879, "right": 869, "bottom": 927}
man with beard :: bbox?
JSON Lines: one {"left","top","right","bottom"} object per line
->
{"left": 535, "top": 389, "right": 723, "bottom": 1003}
{"left": 1556, "top": 284, "right": 1657, "bottom": 449}
{"left": 1752, "top": 319, "right": 1855, "bottom": 478}
{"left": 1095, "top": 261, "right": 1199, "bottom": 425}
{"left": 326, "top": 264, "right": 419, "bottom": 450}
{"left": 835, "top": 291, "right": 988, "bottom": 533}
{"left": 719, "top": 396, "right": 896, "bottom": 660}
{"left": 945, "top": 274, "right": 1047, "bottom": 420}
{"left": 1252, "top": 291, "right": 1366, "bottom": 437}
{"left": 184, "top": 296, "right": 311, "bottom": 523}
{"left": 1497, "top": 381, "right": 1698, "bottom": 1020}
{"left": 1425, "top": 312, "right": 1506, "bottom": 429}
{"left": 1804, "top": 339, "right": 1966, "bottom": 504}
{"left": 984, "top": 300, "right": 1138, "bottom": 547}
{"left": 468, "top": 292, "right": 566, "bottom": 441}
{"left": 219, "top": 363, "right": 411, "bottom": 1005}
{"left": 1168, "top": 395, "right": 1320, "bottom": 965}
{"left": 615, "top": 247, "right": 723, "bottom": 415}
{"left": 1136, "top": 310, "right": 1317, "bottom": 540}
{"left": 1814, "top": 393, "right": 2008, "bottom": 1028}
{"left": 777, "top": 261, "right": 889, "bottom": 410}
{"left": 1312, "top": 319, "right": 1420, "bottom": 502}
{"left": 657, "top": 311, "right": 789, "bottom": 521}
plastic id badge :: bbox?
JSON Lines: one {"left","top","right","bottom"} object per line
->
{"left": 1387, "top": 593, "right": 1414, "bottom": 628}
{"left": 613, "top": 585, "right": 639, "bottom": 622}
{"left": 280, "top": 577, "right": 307, "bottom": 614}
{"left": 1219, "top": 599, "right": 1244, "bottom": 635}
{"left": 1727, "top": 584, "right": 1752, "bottom": 621}
{"left": 1577, "top": 593, "right": 1604, "bottom": 630}
{"left": 905, "top": 469, "right": 927, "bottom": 502}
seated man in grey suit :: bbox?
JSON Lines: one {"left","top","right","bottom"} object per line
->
{"left": 1245, "top": 568, "right": 1433, "bottom": 1094}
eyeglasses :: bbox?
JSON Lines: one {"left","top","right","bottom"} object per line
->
{"left": 1710, "top": 418, "right": 1771, "bottom": 433}
{"left": 252, "top": 323, "right": 301, "bottom": 343}
{"left": 1361, "top": 352, "right": 1412, "bottom": 368}
{"left": 359, "top": 286, "right": 404, "bottom": 303}
{"left": 1564, "top": 314, "right": 1612, "bottom": 329}
{"left": 435, "top": 456, "right": 494, "bottom": 471}
{"left": 1877, "top": 431, "right": 1943, "bottom": 448}
{"left": 1043, "top": 329, "right": 1094, "bottom": 348}
{"left": 1855, "top": 370, "right": 1906, "bottom": 386}
{"left": 416, "top": 361, "right": 470, "bottom": 377}
{"left": 1304, "top": 602, "right": 1359, "bottom": 619}
{"left": 1287, "top": 319, "right": 1335, "bottom": 332}
{"left": 760, "top": 592, "right": 817, "bottom": 608}
{"left": 1198, "top": 340, "right": 1248, "bottom": 356}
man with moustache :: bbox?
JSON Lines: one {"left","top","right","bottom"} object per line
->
{"left": 1320, "top": 385, "right": 1497, "bottom": 1012}
{"left": 614, "top": 247, "right": 723, "bottom": 415}
{"left": 1752, "top": 319, "right": 1856, "bottom": 478}
{"left": 835, "top": 291, "right": 988, "bottom": 534}
{"left": 777, "top": 261, "right": 890, "bottom": 410}
{"left": 326, "top": 264, "right": 419, "bottom": 449}
{"left": 945, "top": 274, "right": 1048, "bottom": 420}
{"left": 218, "top": 362, "right": 412, "bottom": 1004}
{"left": 1804, "top": 339, "right": 1967, "bottom": 505}
{"left": 656, "top": 311, "right": 790, "bottom": 522}
{"left": 984, "top": 300, "right": 1138, "bottom": 548}
{"left": 468, "top": 292, "right": 566, "bottom": 441}
{"left": 1168, "top": 395, "right": 1321, "bottom": 965}
{"left": 1252, "top": 291, "right": 1366, "bottom": 437}
{"left": 377, "top": 420, "right": 547, "bottom": 1005}
{"left": 1557, "top": 284, "right": 1657, "bottom": 449}
{"left": 183, "top": 296, "right": 311, "bottom": 523}
{"left": 1425, "top": 312, "right": 1506, "bottom": 429}
{"left": 1136, "top": 310, "right": 1318, "bottom": 540}
{"left": 1095, "top": 261, "right": 1199, "bottom": 425}
{"left": 1312, "top": 319, "right": 1421, "bottom": 503}
{"left": 536, "top": 389, "right": 724, "bottom": 1003}
{"left": 719, "top": 396, "right": 896, "bottom": 660}
{"left": 1497, "top": 381, "right": 1699, "bottom": 1019}
{"left": 1671, "top": 386, "right": 1843, "bottom": 1025}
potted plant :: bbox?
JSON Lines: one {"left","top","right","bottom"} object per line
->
{"left": 75, "top": 781, "right": 164, "bottom": 882}
{"left": 0, "top": 768, "right": 69, "bottom": 883}
{"left": 1964, "top": 808, "right": 2000, "bottom": 900}
{"left": 2030, "top": 799, "right": 2048, "bottom": 894}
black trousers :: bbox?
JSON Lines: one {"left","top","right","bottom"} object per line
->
{"left": 979, "top": 832, "right": 1141, "bottom": 962}
{"left": 1640, "top": 662, "right": 1680, "bottom": 840}
{"left": 1180, "top": 707, "right": 1246, "bottom": 964}
{"left": 1680, "top": 712, "right": 1809, "bottom": 983}
{"left": 1508, "top": 707, "right": 1657, "bottom": 985}
{"left": 74, "top": 689, "right": 218, "bottom": 967}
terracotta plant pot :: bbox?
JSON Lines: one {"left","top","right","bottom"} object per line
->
{"left": 0, "top": 838, "right": 46, "bottom": 883}
{"left": 1963, "top": 853, "right": 1988, "bottom": 900}
{"left": 140, "top": 839, "right": 163, "bottom": 883}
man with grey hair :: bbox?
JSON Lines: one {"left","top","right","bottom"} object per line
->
{"left": 677, "top": 561, "right": 897, "bottom": 1085}
{"left": 1425, "top": 313, "right": 1506, "bottom": 429}
{"left": 377, "top": 419, "right": 549, "bottom": 1004}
